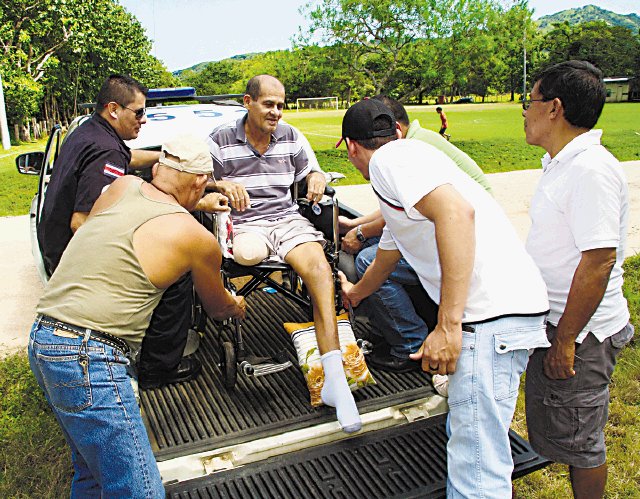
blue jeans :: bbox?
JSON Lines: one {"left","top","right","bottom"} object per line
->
{"left": 355, "top": 239, "right": 430, "bottom": 358}
{"left": 446, "top": 314, "right": 548, "bottom": 498}
{"left": 28, "top": 319, "right": 164, "bottom": 498}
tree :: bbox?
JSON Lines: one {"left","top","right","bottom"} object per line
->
{"left": 299, "top": 0, "right": 503, "bottom": 101}
{"left": 0, "top": 0, "right": 175, "bottom": 129}
{"left": 539, "top": 21, "right": 640, "bottom": 77}
{"left": 488, "top": 1, "right": 539, "bottom": 101}
{"left": 180, "top": 59, "right": 244, "bottom": 96}
{"left": 300, "top": 0, "right": 431, "bottom": 94}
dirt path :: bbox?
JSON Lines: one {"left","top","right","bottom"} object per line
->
{"left": 2, "top": 161, "right": 639, "bottom": 356}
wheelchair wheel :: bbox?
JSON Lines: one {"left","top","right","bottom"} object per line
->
{"left": 220, "top": 341, "right": 237, "bottom": 389}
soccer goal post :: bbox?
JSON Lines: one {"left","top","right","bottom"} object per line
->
{"left": 296, "top": 96, "right": 339, "bottom": 111}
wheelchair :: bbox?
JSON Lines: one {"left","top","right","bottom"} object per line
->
{"left": 192, "top": 178, "right": 343, "bottom": 389}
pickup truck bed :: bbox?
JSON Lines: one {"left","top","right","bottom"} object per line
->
{"left": 140, "top": 287, "right": 549, "bottom": 496}
{"left": 141, "top": 290, "right": 438, "bottom": 461}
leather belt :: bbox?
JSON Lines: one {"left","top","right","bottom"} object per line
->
{"left": 37, "top": 315, "right": 130, "bottom": 354}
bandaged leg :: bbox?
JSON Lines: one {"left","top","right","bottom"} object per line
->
{"left": 233, "top": 232, "right": 269, "bottom": 266}
{"left": 321, "top": 350, "right": 362, "bottom": 433}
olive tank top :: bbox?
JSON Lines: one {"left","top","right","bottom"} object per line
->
{"left": 37, "top": 178, "right": 188, "bottom": 350}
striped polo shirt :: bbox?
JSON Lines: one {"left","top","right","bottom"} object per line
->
{"left": 207, "top": 116, "right": 311, "bottom": 224}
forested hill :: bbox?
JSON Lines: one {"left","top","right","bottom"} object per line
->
{"left": 174, "top": 53, "right": 257, "bottom": 77}
{"left": 537, "top": 5, "right": 640, "bottom": 32}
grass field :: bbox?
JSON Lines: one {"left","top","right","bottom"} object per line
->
{"left": 284, "top": 101, "right": 640, "bottom": 185}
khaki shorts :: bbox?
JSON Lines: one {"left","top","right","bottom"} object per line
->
{"left": 525, "top": 322, "right": 634, "bottom": 468}
{"left": 235, "top": 214, "right": 325, "bottom": 262}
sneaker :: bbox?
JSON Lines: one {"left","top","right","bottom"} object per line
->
{"left": 432, "top": 374, "right": 449, "bottom": 397}
{"left": 138, "top": 357, "right": 202, "bottom": 390}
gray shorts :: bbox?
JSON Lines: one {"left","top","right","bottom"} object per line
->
{"left": 235, "top": 214, "right": 325, "bottom": 261}
{"left": 525, "top": 322, "right": 634, "bottom": 468}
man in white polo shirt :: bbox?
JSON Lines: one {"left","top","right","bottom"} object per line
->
{"left": 523, "top": 60, "right": 634, "bottom": 498}
{"left": 337, "top": 99, "right": 550, "bottom": 498}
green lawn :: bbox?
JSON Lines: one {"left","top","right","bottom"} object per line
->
{"left": 285, "top": 101, "right": 640, "bottom": 184}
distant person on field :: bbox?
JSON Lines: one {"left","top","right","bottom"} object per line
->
{"left": 337, "top": 98, "right": 549, "bottom": 498}
{"left": 29, "top": 135, "right": 246, "bottom": 497}
{"left": 36, "top": 74, "right": 228, "bottom": 389}
{"left": 338, "top": 95, "right": 491, "bottom": 392}
{"left": 207, "top": 74, "right": 361, "bottom": 433}
{"left": 436, "top": 106, "right": 450, "bottom": 140}
{"left": 523, "top": 60, "right": 634, "bottom": 499}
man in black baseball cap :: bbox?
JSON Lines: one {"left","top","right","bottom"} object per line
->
{"left": 335, "top": 99, "right": 398, "bottom": 149}
{"left": 337, "top": 98, "right": 550, "bottom": 498}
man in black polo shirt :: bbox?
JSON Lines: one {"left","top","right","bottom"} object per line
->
{"left": 37, "top": 74, "right": 202, "bottom": 388}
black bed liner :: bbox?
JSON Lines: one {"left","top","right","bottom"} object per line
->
{"left": 165, "top": 413, "right": 549, "bottom": 498}
{"left": 140, "top": 290, "right": 437, "bottom": 461}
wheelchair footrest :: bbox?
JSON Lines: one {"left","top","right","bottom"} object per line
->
{"left": 250, "top": 361, "right": 294, "bottom": 377}
{"left": 240, "top": 351, "right": 293, "bottom": 377}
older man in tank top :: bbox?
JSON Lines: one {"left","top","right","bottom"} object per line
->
{"left": 28, "top": 135, "right": 246, "bottom": 497}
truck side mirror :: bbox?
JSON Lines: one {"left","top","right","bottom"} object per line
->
{"left": 16, "top": 152, "right": 45, "bottom": 175}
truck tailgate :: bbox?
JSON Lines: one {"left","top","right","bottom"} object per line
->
{"left": 165, "top": 413, "right": 549, "bottom": 498}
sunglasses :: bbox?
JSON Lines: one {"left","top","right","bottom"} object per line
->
{"left": 120, "top": 104, "right": 146, "bottom": 119}
{"left": 521, "top": 97, "right": 552, "bottom": 110}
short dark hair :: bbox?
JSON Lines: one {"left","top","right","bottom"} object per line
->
{"left": 534, "top": 60, "right": 606, "bottom": 129}
{"left": 372, "top": 95, "right": 409, "bottom": 127}
{"left": 356, "top": 117, "right": 398, "bottom": 150}
{"left": 96, "top": 74, "right": 148, "bottom": 109}
{"left": 436, "top": 107, "right": 442, "bottom": 112}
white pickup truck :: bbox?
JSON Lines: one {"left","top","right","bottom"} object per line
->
{"left": 16, "top": 88, "right": 548, "bottom": 498}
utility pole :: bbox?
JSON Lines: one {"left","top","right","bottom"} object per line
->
{"left": 0, "top": 72, "right": 11, "bottom": 150}
{"left": 522, "top": 25, "right": 527, "bottom": 99}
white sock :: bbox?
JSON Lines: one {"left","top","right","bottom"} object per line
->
{"left": 320, "top": 350, "right": 362, "bottom": 433}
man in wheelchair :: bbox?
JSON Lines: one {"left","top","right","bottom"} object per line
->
{"left": 206, "top": 74, "right": 361, "bottom": 433}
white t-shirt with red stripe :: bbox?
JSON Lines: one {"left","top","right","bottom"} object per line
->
{"left": 371, "top": 138, "right": 549, "bottom": 323}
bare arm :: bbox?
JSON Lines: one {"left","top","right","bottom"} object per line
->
{"left": 409, "top": 184, "right": 475, "bottom": 375}
{"left": 339, "top": 209, "right": 383, "bottom": 234}
{"left": 129, "top": 150, "right": 161, "bottom": 170}
{"left": 340, "top": 247, "right": 402, "bottom": 307}
{"left": 190, "top": 228, "right": 246, "bottom": 320}
{"left": 544, "top": 247, "right": 616, "bottom": 379}
{"left": 341, "top": 215, "right": 386, "bottom": 254}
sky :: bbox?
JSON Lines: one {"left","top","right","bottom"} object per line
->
{"left": 118, "top": 0, "right": 640, "bottom": 72}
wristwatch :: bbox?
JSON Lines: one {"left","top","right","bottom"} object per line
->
{"left": 356, "top": 225, "right": 367, "bottom": 243}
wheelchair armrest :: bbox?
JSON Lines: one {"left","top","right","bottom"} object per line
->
{"left": 294, "top": 179, "right": 336, "bottom": 200}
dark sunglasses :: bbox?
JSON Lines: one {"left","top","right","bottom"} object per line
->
{"left": 120, "top": 104, "right": 146, "bottom": 119}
